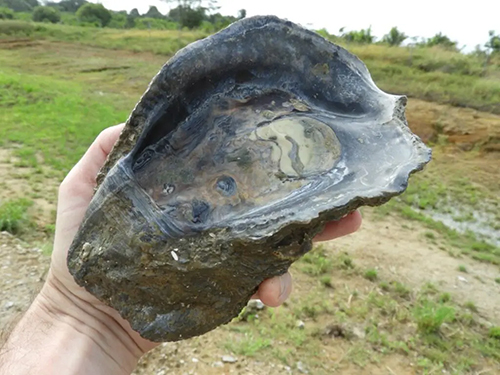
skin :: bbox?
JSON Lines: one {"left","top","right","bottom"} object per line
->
{"left": 0, "top": 124, "right": 362, "bottom": 375}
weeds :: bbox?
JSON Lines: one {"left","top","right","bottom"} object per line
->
{"left": 0, "top": 199, "right": 33, "bottom": 234}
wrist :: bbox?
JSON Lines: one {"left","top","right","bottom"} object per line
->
{"left": 1, "top": 272, "right": 146, "bottom": 375}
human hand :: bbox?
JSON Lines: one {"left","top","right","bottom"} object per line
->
{"left": 1, "top": 124, "right": 361, "bottom": 375}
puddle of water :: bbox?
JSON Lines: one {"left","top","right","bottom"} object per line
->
{"left": 424, "top": 205, "right": 500, "bottom": 247}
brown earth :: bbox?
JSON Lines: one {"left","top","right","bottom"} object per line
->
{"left": 0, "top": 41, "right": 499, "bottom": 373}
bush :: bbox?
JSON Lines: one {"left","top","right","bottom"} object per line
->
{"left": 0, "top": 6, "right": 14, "bottom": 19}
{"left": 486, "top": 30, "right": 500, "bottom": 53}
{"left": 0, "top": 199, "right": 33, "bottom": 234}
{"left": 76, "top": 3, "right": 111, "bottom": 27}
{"left": 0, "top": 20, "right": 36, "bottom": 36}
{"left": 107, "top": 11, "right": 126, "bottom": 29}
{"left": 383, "top": 27, "right": 407, "bottom": 46}
{"left": 33, "top": 6, "right": 61, "bottom": 24}
{"left": 425, "top": 32, "right": 458, "bottom": 51}
{"left": 342, "top": 27, "right": 375, "bottom": 44}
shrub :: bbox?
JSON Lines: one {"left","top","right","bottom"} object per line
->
{"left": 76, "top": 3, "right": 111, "bottom": 27}
{"left": 425, "top": 32, "right": 458, "bottom": 51}
{"left": 0, "top": 6, "right": 14, "bottom": 19}
{"left": 383, "top": 27, "right": 407, "bottom": 46}
{"left": 32, "top": 6, "right": 61, "bottom": 24}
{"left": 0, "top": 20, "right": 36, "bottom": 36}
{"left": 342, "top": 27, "right": 375, "bottom": 44}
{"left": 0, "top": 199, "right": 33, "bottom": 234}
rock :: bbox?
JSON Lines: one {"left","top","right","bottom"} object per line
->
{"left": 457, "top": 276, "right": 468, "bottom": 283}
{"left": 222, "top": 355, "right": 237, "bottom": 363}
{"left": 66, "top": 15, "right": 431, "bottom": 343}
{"left": 247, "top": 299, "right": 265, "bottom": 311}
{"left": 297, "top": 361, "right": 309, "bottom": 374}
{"left": 296, "top": 320, "right": 305, "bottom": 329}
{"left": 4, "top": 301, "right": 14, "bottom": 309}
{"left": 212, "top": 361, "right": 224, "bottom": 368}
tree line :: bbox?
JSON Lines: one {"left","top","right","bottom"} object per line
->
{"left": 0, "top": 0, "right": 499, "bottom": 53}
{"left": 0, "top": 0, "right": 246, "bottom": 31}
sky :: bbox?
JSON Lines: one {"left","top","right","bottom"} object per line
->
{"left": 94, "top": 0, "right": 499, "bottom": 52}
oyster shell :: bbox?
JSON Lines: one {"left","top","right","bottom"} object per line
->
{"left": 67, "top": 16, "right": 431, "bottom": 342}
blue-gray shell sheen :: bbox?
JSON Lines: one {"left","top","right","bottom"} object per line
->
{"left": 67, "top": 16, "right": 431, "bottom": 342}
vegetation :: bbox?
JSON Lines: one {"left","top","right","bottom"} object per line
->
{"left": 76, "top": 3, "right": 111, "bottom": 27}
{"left": 0, "top": 4, "right": 499, "bottom": 373}
{"left": 0, "top": 6, "right": 13, "bottom": 19}
{"left": 382, "top": 26, "right": 407, "bottom": 46}
{"left": 0, "top": 199, "right": 33, "bottom": 234}
{"left": 32, "top": 5, "right": 60, "bottom": 23}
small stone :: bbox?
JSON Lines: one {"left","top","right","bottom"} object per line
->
{"left": 247, "top": 299, "right": 265, "bottom": 310}
{"left": 296, "top": 320, "right": 305, "bottom": 329}
{"left": 297, "top": 361, "right": 309, "bottom": 374}
{"left": 222, "top": 355, "right": 237, "bottom": 363}
{"left": 457, "top": 276, "right": 468, "bottom": 283}
{"left": 212, "top": 361, "right": 224, "bottom": 368}
{"left": 192, "top": 358, "right": 199, "bottom": 363}
{"left": 4, "top": 301, "right": 14, "bottom": 309}
{"left": 156, "top": 371, "right": 166, "bottom": 375}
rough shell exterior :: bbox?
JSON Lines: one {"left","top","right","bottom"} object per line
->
{"left": 67, "top": 16, "right": 431, "bottom": 342}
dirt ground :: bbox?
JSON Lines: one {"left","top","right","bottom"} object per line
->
{"left": 0, "top": 40, "right": 499, "bottom": 372}
{"left": 1, "top": 206, "right": 499, "bottom": 374}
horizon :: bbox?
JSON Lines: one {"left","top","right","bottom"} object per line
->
{"left": 85, "top": 0, "right": 500, "bottom": 52}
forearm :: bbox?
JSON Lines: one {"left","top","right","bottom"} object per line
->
{"left": 0, "top": 274, "right": 143, "bottom": 375}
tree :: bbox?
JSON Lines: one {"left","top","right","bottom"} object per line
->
{"left": 0, "top": 6, "right": 14, "bottom": 18}
{"left": 76, "top": 3, "right": 111, "bottom": 27}
{"left": 33, "top": 5, "right": 60, "bottom": 23}
{"left": 382, "top": 27, "right": 407, "bottom": 46}
{"left": 238, "top": 9, "right": 246, "bottom": 19}
{"left": 44, "top": 0, "right": 87, "bottom": 12}
{"left": 486, "top": 30, "right": 500, "bottom": 53}
{"left": 0, "top": 0, "right": 38, "bottom": 11}
{"left": 168, "top": 5, "right": 205, "bottom": 29}
{"left": 162, "top": 0, "right": 218, "bottom": 11}
{"left": 126, "top": 8, "right": 140, "bottom": 28}
{"left": 129, "top": 8, "right": 140, "bottom": 18}
{"left": 341, "top": 27, "right": 375, "bottom": 44}
{"left": 145, "top": 5, "right": 164, "bottom": 19}
{"left": 425, "top": 32, "right": 457, "bottom": 50}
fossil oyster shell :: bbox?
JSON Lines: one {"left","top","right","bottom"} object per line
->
{"left": 67, "top": 16, "right": 431, "bottom": 342}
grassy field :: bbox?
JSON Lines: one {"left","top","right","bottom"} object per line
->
{"left": 1, "top": 21, "right": 500, "bottom": 374}
{"left": 2, "top": 20, "right": 500, "bottom": 113}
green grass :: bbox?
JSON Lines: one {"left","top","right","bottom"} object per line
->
{"left": 0, "top": 20, "right": 208, "bottom": 55}
{"left": 363, "top": 268, "right": 378, "bottom": 281}
{"left": 0, "top": 69, "right": 127, "bottom": 175}
{"left": 458, "top": 265, "right": 468, "bottom": 273}
{"left": 1, "top": 20, "right": 499, "bottom": 115}
{"left": 221, "top": 252, "right": 500, "bottom": 373}
{"left": 296, "top": 245, "right": 334, "bottom": 276}
{"left": 0, "top": 198, "right": 33, "bottom": 234}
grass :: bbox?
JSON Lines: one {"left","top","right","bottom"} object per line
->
{"left": 0, "top": 21, "right": 499, "bottom": 373}
{"left": 0, "top": 69, "right": 127, "bottom": 175}
{"left": 0, "top": 198, "right": 33, "bottom": 234}
{"left": 220, "top": 251, "right": 500, "bottom": 374}
{"left": 458, "top": 265, "right": 468, "bottom": 273}
{"left": 1, "top": 20, "right": 500, "bottom": 115}
{"left": 363, "top": 268, "right": 378, "bottom": 281}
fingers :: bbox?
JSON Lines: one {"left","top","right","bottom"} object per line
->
{"left": 251, "top": 212, "right": 362, "bottom": 307}
{"left": 314, "top": 210, "right": 362, "bottom": 242}
{"left": 253, "top": 272, "right": 292, "bottom": 308}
